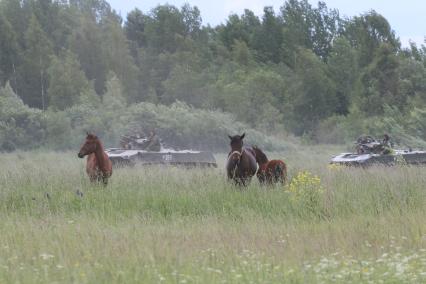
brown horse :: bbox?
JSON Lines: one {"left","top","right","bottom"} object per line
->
{"left": 78, "top": 133, "right": 112, "bottom": 185}
{"left": 252, "top": 146, "right": 287, "bottom": 185}
{"left": 226, "top": 133, "right": 258, "bottom": 186}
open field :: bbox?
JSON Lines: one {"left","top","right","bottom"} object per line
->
{"left": 1, "top": 147, "right": 426, "bottom": 283}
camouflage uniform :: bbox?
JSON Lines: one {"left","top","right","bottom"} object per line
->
{"left": 381, "top": 134, "right": 392, "bottom": 155}
{"left": 145, "top": 133, "right": 161, "bottom": 152}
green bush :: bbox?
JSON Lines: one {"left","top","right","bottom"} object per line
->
{"left": 0, "top": 83, "right": 45, "bottom": 151}
{"left": 0, "top": 84, "right": 292, "bottom": 151}
{"left": 123, "top": 101, "right": 291, "bottom": 151}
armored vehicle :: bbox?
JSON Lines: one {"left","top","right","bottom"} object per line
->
{"left": 330, "top": 135, "right": 426, "bottom": 167}
{"left": 106, "top": 134, "right": 217, "bottom": 168}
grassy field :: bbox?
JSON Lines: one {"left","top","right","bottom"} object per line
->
{"left": 1, "top": 147, "right": 426, "bottom": 283}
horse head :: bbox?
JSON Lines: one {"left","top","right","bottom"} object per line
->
{"left": 228, "top": 133, "right": 245, "bottom": 152}
{"left": 228, "top": 133, "right": 246, "bottom": 163}
{"left": 78, "top": 133, "right": 99, "bottom": 158}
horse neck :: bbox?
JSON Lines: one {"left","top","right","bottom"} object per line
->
{"left": 254, "top": 150, "right": 268, "bottom": 166}
{"left": 257, "top": 158, "right": 268, "bottom": 167}
{"left": 93, "top": 140, "right": 106, "bottom": 168}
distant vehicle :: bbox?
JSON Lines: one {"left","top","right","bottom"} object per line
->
{"left": 330, "top": 135, "right": 426, "bottom": 166}
{"left": 106, "top": 133, "right": 217, "bottom": 168}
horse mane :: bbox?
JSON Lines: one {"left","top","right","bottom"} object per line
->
{"left": 252, "top": 146, "right": 268, "bottom": 164}
{"left": 87, "top": 133, "right": 105, "bottom": 151}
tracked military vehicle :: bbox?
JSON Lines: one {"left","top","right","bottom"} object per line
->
{"left": 106, "top": 134, "right": 217, "bottom": 168}
{"left": 330, "top": 135, "right": 426, "bottom": 167}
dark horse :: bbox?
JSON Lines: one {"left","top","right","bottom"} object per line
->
{"left": 226, "top": 133, "right": 258, "bottom": 186}
{"left": 78, "top": 133, "right": 112, "bottom": 185}
{"left": 252, "top": 146, "right": 287, "bottom": 185}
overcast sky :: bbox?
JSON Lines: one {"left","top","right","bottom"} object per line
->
{"left": 108, "top": 0, "right": 425, "bottom": 47}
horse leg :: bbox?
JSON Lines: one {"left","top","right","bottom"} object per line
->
{"left": 102, "top": 175, "right": 108, "bottom": 187}
{"left": 234, "top": 176, "right": 248, "bottom": 187}
{"left": 278, "top": 173, "right": 284, "bottom": 184}
{"left": 281, "top": 164, "right": 288, "bottom": 185}
{"left": 237, "top": 177, "right": 246, "bottom": 187}
{"left": 279, "top": 169, "right": 287, "bottom": 185}
{"left": 89, "top": 174, "right": 97, "bottom": 183}
{"left": 89, "top": 171, "right": 103, "bottom": 185}
{"left": 265, "top": 168, "right": 273, "bottom": 185}
{"left": 257, "top": 173, "right": 266, "bottom": 185}
{"left": 273, "top": 163, "right": 286, "bottom": 185}
{"left": 274, "top": 171, "right": 282, "bottom": 184}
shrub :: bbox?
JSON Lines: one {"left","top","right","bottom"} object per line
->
{"left": 0, "top": 83, "right": 45, "bottom": 151}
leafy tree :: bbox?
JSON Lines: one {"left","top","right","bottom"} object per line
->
{"left": 357, "top": 43, "right": 401, "bottom": 115}
{"left": 231, "top": 40, "right": 253, "bottom": 66}
{"left": 218, "top": 10, "right": 260, "bottom": 49}
{"left": 100, "top": 73, "right": 132, "bottom": 145}
{"left": 252, "top": 7, "right": 283, "bottom": 63}
{"left": 125, "top": 8, "right": 146, "bottom": 51}
{"left": 30, "top": 0, "right": 75, "bottom": 51}
{"left": 0, "top": 0, "right": 31, "bottom": 46}
{"left": 345, "top": 11, "right": 399, "bottom": 67}
{"left": 69, "top": 0, "right": 117, "bottom": 23}
{"left": 47, "top": 50, "right": 91, "bottom": 110}
{"left": 45, "top": 110, "right": 72, "bottom": 149}
{"left": 310, "top": 2, "right": 342, "bottom": 60}
{"left": 399, "top": 57, "right": 426, "bottom": 105}
{"left": 281, "top": 0, "right": 314, "bottom": 67}
{"left": 0, "top": 11, "right": 18, "bottom": 85}
{"left": 102, "top": 73, "right": 126, "bottom": 110}
{"left": 19, "top": 14, "right": 53, "bottom": 109}
{"left": 79, "top": 83, "right": 101, "bottom": 107}
{"left": 327, "top": 37, "right": 358, "bottom": 114}
{"left": 404, "top": 41, "right": 426, "bottom": 65}
{"left": 286, "top": 48, "right": 337, "bottom": 134}
{"left": 143, "top": 5, "right": 186, "bottom": 53}
{"left": 162, "top": 64, "right": 208, "bottom": 107}
{"left": 181, "top": 3, "right": 202, "bottom": 38}
{"left": 101, "top": 17, "right": 140, "bottom": 103}
{"left": 0, "top": 82, "right": 45, "bottom": 151}
{"left": 69, "top": 14, "right": 107, "bottom": 94}
{"left": 281, "top": 0, "right": 342, "bottom": 65}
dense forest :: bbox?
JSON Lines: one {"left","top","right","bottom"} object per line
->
{"left": 0, "top": 0, "right": 426, "bottom": 151}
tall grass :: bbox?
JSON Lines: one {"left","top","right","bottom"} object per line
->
{"left": 0, "top": 148, "right": 426, "bottom": 283}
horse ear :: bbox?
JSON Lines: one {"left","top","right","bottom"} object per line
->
{"left": 228, "top": 135, "right": 232, "bottom": 140}
{"left": 241, "top": 133, "right": 245, "bottom": 139}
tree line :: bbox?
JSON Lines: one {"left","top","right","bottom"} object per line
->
{"left": 0, "top": 0, "right": 425, "bottom": 151}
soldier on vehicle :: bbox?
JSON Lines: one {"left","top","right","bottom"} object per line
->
{"left": 381, "top": 134, "right": 392, "bottom": 155}
{"left": 382, "top": 134, "right": 391, "bottom": 147}
{"left": 120, "top": 135, "right": 132, "bottom": 149}
{"left": 144, "top": 130, "right": 161, "bottom": 152}
{"left": 356, "top": 135, "right": 376, "bottom": 154}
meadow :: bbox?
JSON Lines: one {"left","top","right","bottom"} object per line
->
{"left": 0, "top": 147, "right": 426, "bottom": 283}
